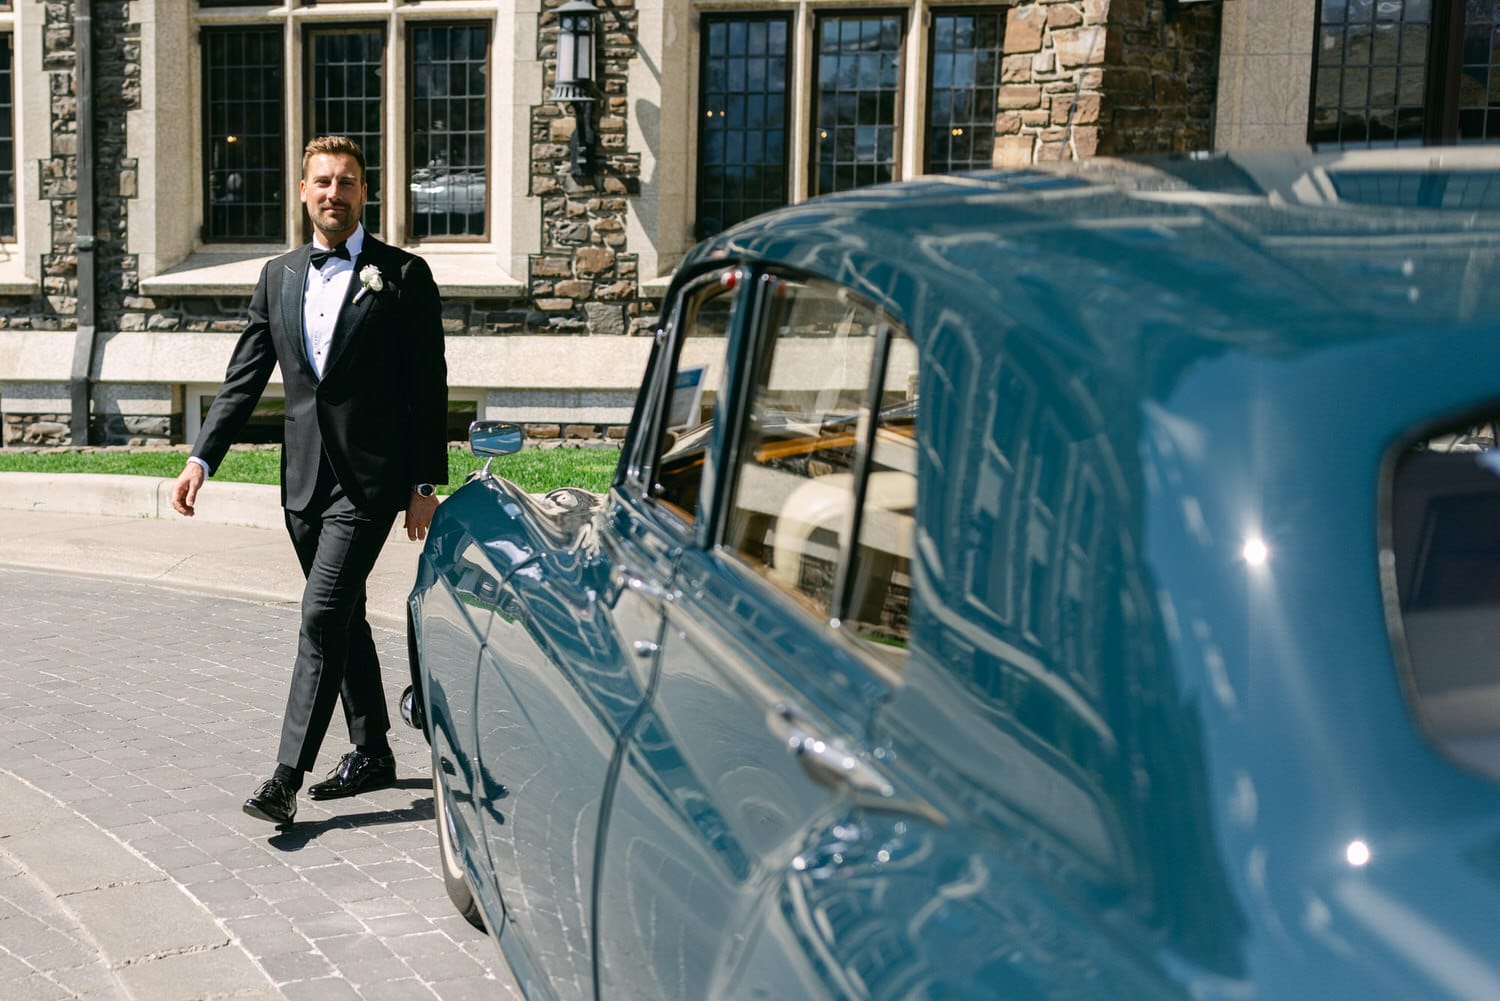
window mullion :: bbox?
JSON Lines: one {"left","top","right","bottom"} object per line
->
{"left": 790, "top": 2, "right": 811, "bottom": 204}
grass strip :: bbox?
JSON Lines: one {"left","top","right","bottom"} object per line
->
{"left": 0, "top": 445, "right": 620, "bottom": 495}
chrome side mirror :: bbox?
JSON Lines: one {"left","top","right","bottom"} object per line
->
{"left": 469, "top": 420, "right": 524, "bottom": 477}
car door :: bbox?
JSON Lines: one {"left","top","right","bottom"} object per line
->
{"left": 466, "top": 269, "right": 744, "bottom": 1000}
{"left": 412, "top": 490, "right": 501, "bottom": 888}
{"left": 594, "top": 272, "right": 928, "bottom": 998}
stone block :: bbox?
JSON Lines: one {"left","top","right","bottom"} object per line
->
{"left": 1053, "top": 26, "right": 1106, "bottom": 69}
{"left": 993, "top": 135, "right": 1035, "bottom": 168}
{"left": 1005, "top": 5, "right": 1047, "bottom": 53}
{"left": 1035, "top": 140, "right": 1070, "bottom": 162}
{"left": 575, "top": 247, "right": 616, "bottom": 277}
{"left": 1051, "top": 92, "right": 1100, "bottom": 124}
{"left": 997, "top": 85, "right": 1043, "bottom": 110}
{"left": 555, "top": 280, "right": 593, "bottom": 298}
{"left": 563, "top": 424, "right": 595, "bottom": 439}
{"left": 1154, "top": 75, "right": 1189, "bottom": 106}
{"left": 1047, "top": 4, "right": 1083, "bottom": 29}
{"left": 526, "top": 424, "right": 562, "bottom": 439}
{"left": 536, "top": 298, "right": 574, "bottom": 312}
{"left": 1069, "top": 126, "right": 1100, "bottom": 157}
{"left": 584, "top": 302, "right": 625, "bottom": 335}
{"left": 1002, "top": 54, "right": 1035, "bottom": 83}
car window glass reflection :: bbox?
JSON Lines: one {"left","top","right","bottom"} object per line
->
{"left": 652, "top": 272, "right": 738, "bottom": 522}
{"left": 726, "top": 279, "right": 892, "bottom": 623}
{"left": 844, "top": 330, "right": 918, "bottom": 661}
{"left": 1390, "top": 416, "right": 1500, "bottom": 779}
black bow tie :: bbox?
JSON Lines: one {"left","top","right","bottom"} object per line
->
{"left": 310, "top": 243, "right": 351, "bottom": 269}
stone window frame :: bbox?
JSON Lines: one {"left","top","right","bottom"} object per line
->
{"left": 0, "top": 2, "right": 40, "bottom": 293}
{"left": 195, "top": 9, "right": 495, "bottom": 246}
{"left": 683, "top": 2, "right": 1009, "bottom": 237}
{"left": 134, "top": 1, "right": 534, "bottom": 296}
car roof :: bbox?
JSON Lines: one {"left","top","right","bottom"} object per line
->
{"left": 682, "top": 147, "right": 1500, "bottom": 416}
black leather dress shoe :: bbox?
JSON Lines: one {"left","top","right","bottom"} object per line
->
{"left": 243, "top": 778, "right": 297, "bottom": 825}
{"left": 307, "top": 750, "right": 397, "bottom": 800}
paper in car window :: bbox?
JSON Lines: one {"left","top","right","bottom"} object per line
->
{"left": 668, "top": 364, "right": 707, "bottom": 430}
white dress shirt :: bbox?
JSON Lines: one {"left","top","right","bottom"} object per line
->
{"left": 304, "top": 225, "right": 365, "bottom": 380}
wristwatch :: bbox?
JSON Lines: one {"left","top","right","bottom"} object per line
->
{"left": 413, "top": 483, "right": 437, "bottom": 498}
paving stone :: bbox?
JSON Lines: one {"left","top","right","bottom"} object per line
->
{"left": 0, "top": 569, "right": 519, "bottom": 1000}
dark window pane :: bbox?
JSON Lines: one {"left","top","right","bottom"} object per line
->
{"left": 0, "top": 34, "right": 13, "bottom": 239}
{"left": 203, "top": 27, "right": 284, "bottom": 241}
{"left": 1310, "top": 0, "right": 1445, "bottom": 148}
{"left": 408, "top": 24, "right": 489, "bottom": 239}
{"left": 926, "top": 10, "right": 1004, "bottom": 174}
{"left": 812, "top": 13, "right": 903, "bottom": 195}
{"left": 696, "top": 14, "right": 791, "bottom": 238}
{"left": 308, "top": 29, "right": 384, "bottom": 235}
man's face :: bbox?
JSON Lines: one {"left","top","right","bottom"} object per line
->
{"left": 300, "top": 152, "right": 366, "bottom": 244}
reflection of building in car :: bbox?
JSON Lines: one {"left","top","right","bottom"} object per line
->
{"left": 408, "top": 148, "right": 1500, "bottom": 1001}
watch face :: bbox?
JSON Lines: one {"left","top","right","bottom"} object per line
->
{"left": 416, "top": 483, "right": 436, "bottom": 497}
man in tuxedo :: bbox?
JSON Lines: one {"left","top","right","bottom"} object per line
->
{"left": 172, "top": 136, "right": 448, "bottom": 826}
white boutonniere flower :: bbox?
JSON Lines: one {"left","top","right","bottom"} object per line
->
{"left": 353, "top": 265, "right": 384, "bottom": 304}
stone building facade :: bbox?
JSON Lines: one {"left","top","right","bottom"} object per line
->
{"left": 5, "top": 0, "right": 1477, "bottom": 450}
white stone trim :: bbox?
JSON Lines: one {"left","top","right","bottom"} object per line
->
{"left": 139, "top": 246, "right": 525, "bottom": 298}
{"left": 1214, "top": 0, "right": 1313, "bottom": 149}
{"left": 127, "top": 1, "right": 542, "bottom": 283}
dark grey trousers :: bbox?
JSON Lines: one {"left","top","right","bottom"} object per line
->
{"left": 278, "top": 465, "right": 397, "bottom": 773}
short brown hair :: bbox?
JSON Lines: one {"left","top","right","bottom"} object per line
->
{"left": 302, "top": 136, "right": 366, "bottom": 178}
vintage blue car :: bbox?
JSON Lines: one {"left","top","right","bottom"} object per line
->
{"left": 407, "top": 148, "right": 1500, "bottom": 999}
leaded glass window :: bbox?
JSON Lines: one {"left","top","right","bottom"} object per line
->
{"left": 697, "top": 14, "right": 791, "bottom": 239}
{"left": 926, "top": 9, "right": 1005, "bottom": 174}
{"left": 203, "top": 28, "right": 285, "bottom": 241}
{"left": 1312, "top": 0, "right": 1430, "bottom": 146}
{"left": 1311, "top": 0, "right": 1500, "bottom": 147}
{"left": 1456, "top": 0, "right": 1500, "bottom": 141}
{"left": 409, "top": 24, "right": 489, "bottom": 239}
{"left": 812, "top": 13, "right": 904, "bottom": 195}
{"left": 308, "top": 28, "right": 384, "bottom": 235}
{"left": 0, "top": 33, "right": 14, "bottom": 240}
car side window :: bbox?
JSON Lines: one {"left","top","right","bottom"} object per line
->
{"left": 844, "top": 332, "right": 918, "bottom": 656}
{"left": 1388, "top": 417, "right": 1500, "bottom": 781}
{"left": 724, "top": 276, "right": 917, "bottom": 662}
{"left": 650, "top": 271, "right": 739, "bottom": 524}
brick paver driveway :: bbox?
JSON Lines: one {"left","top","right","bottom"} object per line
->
{"left": 0, "top": 567, "right": 521, "bottom": 1001}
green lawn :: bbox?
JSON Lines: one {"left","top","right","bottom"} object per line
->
{"left": 0, "top": 445, "right": 621, "bottom": 495}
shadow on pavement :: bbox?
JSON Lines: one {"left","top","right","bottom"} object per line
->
{"left": 266, "top": 794, "right": 436, "bottom": 850}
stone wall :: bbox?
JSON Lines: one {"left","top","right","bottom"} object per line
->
{"left": 1097, "top": 0, "right": 1222, "bottom": 155}
{"left": 993, "top": 0, "right": 1221, "bottom": 165}
{"left": 529, "top": 0, "right": 657, "bottom": 340}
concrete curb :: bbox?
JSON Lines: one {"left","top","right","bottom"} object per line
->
{"left": 0, "top": 471, "right": 286, "bottom": 530}
{"left": 0, "top": 473, "right": 426, "bottom": 631}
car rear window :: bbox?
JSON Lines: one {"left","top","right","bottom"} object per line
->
{"left": 1388, "top": 418, "right": 1500, "bottom": 779}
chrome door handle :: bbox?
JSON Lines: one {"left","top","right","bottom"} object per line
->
{"left": 768, "top": 704, "right": 893, "bottom": 798}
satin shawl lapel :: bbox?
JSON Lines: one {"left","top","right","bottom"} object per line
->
{"left": 280, "top": 251, "right": 316, "bottom": 379}
{"left": 321, "top": 245, "right": 382, "bottom": 378}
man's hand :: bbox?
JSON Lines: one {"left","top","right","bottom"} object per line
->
{"left": 405, "top": 491, "right": 440, "bottom": 541}
{"left": 172, "top": 462, "right": 206, "bottom": 517}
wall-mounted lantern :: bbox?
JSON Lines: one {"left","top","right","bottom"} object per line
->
{"left": 551, "top": 0, "right": 601, "bottom": 179}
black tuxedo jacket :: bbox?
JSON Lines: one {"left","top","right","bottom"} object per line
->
{"left": 193, "top": 236, "right": 449, "bottom": 514}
